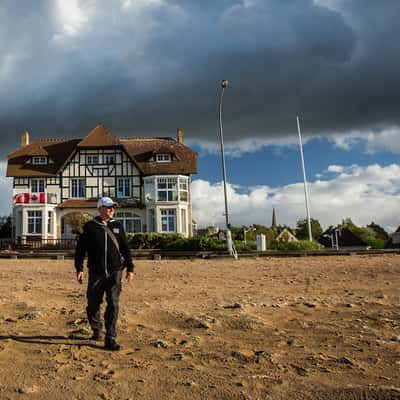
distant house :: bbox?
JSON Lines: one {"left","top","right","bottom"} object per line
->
{"left": 275, "top": 228, "right": 298, "bottom": 242}
{"left": 319, "top": 226, "right": 367, "bottom": 249}
{"left": 384, "top": 226, "right": 400, "bottom": 249}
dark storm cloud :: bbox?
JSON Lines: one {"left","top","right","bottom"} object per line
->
{"left": 1, "top": 0, "right": 399, "bottom": 157}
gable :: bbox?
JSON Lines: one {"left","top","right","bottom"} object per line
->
{"left": 7, "top": 139, "right": 80, "bottom": 177}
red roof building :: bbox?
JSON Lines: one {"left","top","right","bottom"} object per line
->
{"left": 7, "top": 125, "right": 197, "bottom": 241}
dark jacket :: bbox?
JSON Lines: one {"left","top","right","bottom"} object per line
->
{"left": 75, "top": 216, "right": 134, "bottom": 275}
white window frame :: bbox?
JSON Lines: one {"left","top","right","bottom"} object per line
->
{"left": 115, "top": 212, "right": 142, "bottom": 233}
{"left": 86, "top": 155, "right": 99, "bottom": 165}
{"left": 156, "top": 154, "right": 171, "bottom": 162}
{"left": 179, "top": 177, "right": 188, "bottom": 202}
{"left": 31, "top": 178, "right": 45, "bottom": 193}
{"left": 71, "top": 178, "right": 85, "bottom": 198}
{"left": 47, "top": 211, "right": 53, "bottom": 234}
{"left": 157, "top": 177, "right": 178, "bottom": 202}
{"left": 32, "top": 157, "right": 47, "bottom": 165}
{"left": 148, "top": 208, "right": 155, "bottom": 232}
{"left": 117, "top": 177, "right": 131, "bottom": 198}
{"left": 28, "top": 210, "right": 42, "bottom": 234}
{"left": 160, "top": 209, "right": 176, "bottom": 233}
{"left": 181, "top": 208, "right": 187, "bottom": 234}
{"left": 104, "top": 154, "right": 115, "bottom": 164}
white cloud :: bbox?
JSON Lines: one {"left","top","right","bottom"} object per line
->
{"left": 53, "top": 0, "right": 93, "bottom": 40}
{"left": 326, "top": 165, "right": 344, "bottom": 173}
{"left": 0, "top": 162, "right": 12, "bottom": 217}
{"left": 192, "top": 163, "right": 400, "bottom": 233}
{"left": 189, "top": 135, "right": 304, "bottom": 158}
{"left": 121, "top": 0, "right": 164, "bottom": 11}
{"left": 329, "top": 126, "right": 400, "bottom": 154}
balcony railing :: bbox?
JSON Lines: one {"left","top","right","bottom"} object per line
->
{"left": 0, "top": 238, "right": 77, "bottom": 250}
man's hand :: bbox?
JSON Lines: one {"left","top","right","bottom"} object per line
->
{"left": 126, "top": 271, "right": 134, "bottom": 283}
{"left": 77, "top": 271, "right": 84, "bottom": 284}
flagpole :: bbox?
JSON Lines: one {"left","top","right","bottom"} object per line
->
{"left": 296, "top": 116, "right": 312, "bottom": 241}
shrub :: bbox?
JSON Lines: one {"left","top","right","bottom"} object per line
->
{"left": 268, "top": 240, "right": 323, "bottom": 251}
{"left": 126, "top": 233, "right": 227, "bottom": 251}
{"left": 233, "top": 240, "right": 257, "bottom": 252}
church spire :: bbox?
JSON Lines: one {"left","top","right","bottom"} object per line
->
{"left": 272, "top": 207, "right": 277, "bottom": 228}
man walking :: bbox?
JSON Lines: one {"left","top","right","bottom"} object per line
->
{"left": 75, "top": 197, "right": 134, "bottom": 351}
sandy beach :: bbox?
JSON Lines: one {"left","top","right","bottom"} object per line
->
{"left": 0, "top": 255, "right": 399, "bottom": 399}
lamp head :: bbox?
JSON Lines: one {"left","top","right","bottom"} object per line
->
{"left": 221, "top": 80, "right": 228, "bottom": 88}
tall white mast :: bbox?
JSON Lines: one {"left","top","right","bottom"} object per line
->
{"left": 296, "top": 116, "right": 312, "bottom": 241}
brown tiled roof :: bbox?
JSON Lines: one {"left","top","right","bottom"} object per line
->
{"left": 58, "top": 199, "right": 98, "bottom": 209}
{"left": 78, "top": 124, "right": 120, "bottom": 147}
{"left": 7, "top": 139, "right": 80, "bottom": 177}
{"left": 25, "top": 145, "right": 49, "bottom": 156}
{"left": 7, "top": 125, "right": 197, "bottom": 177}
{"left": 121, "top": 138, "right": 197, "bottom": 175}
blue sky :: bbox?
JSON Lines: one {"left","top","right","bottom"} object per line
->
{"left": 1, "top": 0, "right": 400, "bottom": 231}
{"left": 195, "top": 137, "right": 400, "bottom": 188}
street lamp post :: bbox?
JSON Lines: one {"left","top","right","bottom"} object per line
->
{"left": 218, "top": 79, "right": 237, "bottom": 259}
{"left": 334, "top": 228, "right": 340, "bottom": 251}
{"left": 243, "top": 227, "right": 256, "bottom": 245}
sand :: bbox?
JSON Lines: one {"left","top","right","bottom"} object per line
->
{"left": 0, "top": 255, "right": 399, "bottom": 399}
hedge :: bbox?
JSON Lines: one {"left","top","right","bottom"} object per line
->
{"left": 126, "top": 234, "right": 323, "bottom": 252}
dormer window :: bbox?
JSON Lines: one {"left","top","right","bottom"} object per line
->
{"left": 156, "top": 153, "right": 171, "bottom": 162}
{"left": 32, "top": 156, "right": 47, "bottom": 165}
{"left": 87, "top": 155, "right": 99, "bottom": 165}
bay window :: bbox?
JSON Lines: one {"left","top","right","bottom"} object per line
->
{"left": 157, "top": 178, "right": 178, "bottom": 201}
{"left": 161, "top": 209, "right": 176, "bottom": 233}
{"left": 47, "top": 211, "right": 53, "bottom": 234}
{"left": 144, "top": 176, "right": 189, "bottom": 203}
{"left": 181, "top": 209, "right": 187, "bottom": 234}
{"left": 28, "top": 210, "right": 42, "bottom": 234}
{"left": 148, "top": 209, "right": 155, "bottom": 232}
{"left": 31, "top": 179, "right": 45, "bottom": 193}
{"left": 179, "top": 177, "right": 188, "bottom": 201}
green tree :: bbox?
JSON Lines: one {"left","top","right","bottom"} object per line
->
{"left": 340, "top": 218, "right": 385, "bottom": 249}
{"left": 295, "top": 218, "right": 323, "bottom": 240}
{"left": 0, "top": 216, "right": 12, "bottom": 238}
{"left": 64, "top": 212, "right": 92, "bottom": 236}
{"left": 367, "top": 222, "right": 389, "bottom": 241}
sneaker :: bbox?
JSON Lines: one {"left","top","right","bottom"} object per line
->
{"left": 104, "top": 337, "right": 121, "bottom": 351}
{"left": 90, "top": 331, "right": 102, "bottom": 341}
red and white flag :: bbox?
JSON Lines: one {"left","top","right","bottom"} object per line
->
{"left": 13, "top": 192, "right": 45, "bottom": 204}
{"left": 30, "top": 193, "right": 45, "bottom": 203}
{"left": 13, "top": 193, "right": 30, "bottom": 204}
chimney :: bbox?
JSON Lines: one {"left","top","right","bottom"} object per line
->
{"left": 177, "top": 128, "right": 184, "bottom": 144}
{"left": 21, "top": 131, "right": 30, "bottom": 147}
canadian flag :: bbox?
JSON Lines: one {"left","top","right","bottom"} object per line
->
{"left": 30, "top": 193, "right": 46, "bottom": 204}
{"left": 13, "top": 193, "right": 30, "bottom": 204}
{"left": 13, "top": 192, "right": 46, "bottom": 204}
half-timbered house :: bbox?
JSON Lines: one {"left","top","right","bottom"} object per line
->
{"left": 7, "top": 125, "right": 197, "bottom": 242}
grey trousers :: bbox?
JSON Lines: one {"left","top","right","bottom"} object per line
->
{"left": 86, "top": 270, "right": 122, "bottom": 338}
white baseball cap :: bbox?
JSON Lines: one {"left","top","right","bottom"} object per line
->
{"left": 97, "top": 197, "right": 118, "bottom": 208}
